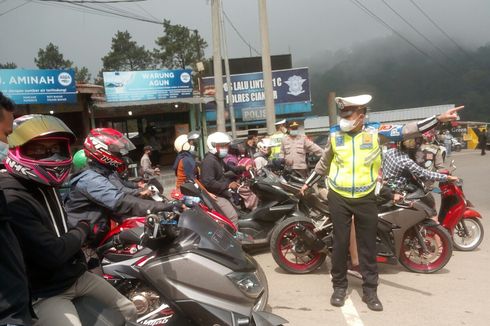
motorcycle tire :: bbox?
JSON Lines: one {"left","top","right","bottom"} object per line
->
{"left": 270, "top": 216, "right": 327, "bottom": 274}
{"left": 399, "top": 224, "right": 453, "bottom": 273}
{"left": 249, "top": 255, "right": 269, "bottom": 312}
{"left": 454, "top": 145, "right": 462, "bottom": 152}
{"left": 452, "top": 217, "right": 484, "bottom": 251}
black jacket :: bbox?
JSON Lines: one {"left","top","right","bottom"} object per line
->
{"left": 200, "top": 153, "right": 244, "bottom": 197}
{"left": 0, "top": 172, "right": 90, "bottom": 299}
{"left": 0, "top": 187, "right": 34, "bottom": 325}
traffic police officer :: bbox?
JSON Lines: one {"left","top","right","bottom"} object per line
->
{"left": 281, "top": 121, "right": 323, "bottom": 178}
{"left": 270, "top": 119, "right": 288, "bottom": 159}
{"left": 300, "top": 94, "right": 463, "bottom": 311}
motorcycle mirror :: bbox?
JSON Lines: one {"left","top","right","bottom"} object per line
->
{"left": 450, "top": 159, "right": 456, "bottom": 171}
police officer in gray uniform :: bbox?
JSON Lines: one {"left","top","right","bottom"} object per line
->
{"left": 281, "top": 121, "right": 323, "bottom": 179}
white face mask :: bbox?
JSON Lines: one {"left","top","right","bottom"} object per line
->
{"left": 289, "top": 130, "right": 300, "bottom": 136}
{"left": 0, "top": 141, "right": 8, "bottom": 161}
{"left": 339, "top": 117, "right": 361, "bottom": 132}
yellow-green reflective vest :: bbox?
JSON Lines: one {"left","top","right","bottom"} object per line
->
{"left": 328, "top": 126, "right": 381, "bottom": 198}
{"left": 270, "top": 131, "right": 285, "bottom": 158}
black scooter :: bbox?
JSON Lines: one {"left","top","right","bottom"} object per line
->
{"left": 181, "top": 168, "right": 305, "bottom": 250}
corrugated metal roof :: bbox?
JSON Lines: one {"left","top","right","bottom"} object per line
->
{"left": 305, "top": 104, "right": 455, "bottom": 131}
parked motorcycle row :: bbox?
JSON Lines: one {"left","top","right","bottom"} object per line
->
{"left": 90, "top": 159, "right": 483, "bottom": 326}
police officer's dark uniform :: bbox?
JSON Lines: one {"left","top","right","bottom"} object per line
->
{"left": 302, "top": 94, "right": 460, "bottom": 311}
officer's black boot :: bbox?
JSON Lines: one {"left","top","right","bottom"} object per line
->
{"left": 330, "top": 288, "right": 347, "bottom": 307}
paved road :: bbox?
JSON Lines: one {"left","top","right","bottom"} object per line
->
{"left": 254, "top": 150, "right": 490, "bottom": 326}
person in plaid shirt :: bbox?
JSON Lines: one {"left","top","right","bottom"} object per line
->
{"left": 382, "top": 139, "right": 458, "bottom": 215}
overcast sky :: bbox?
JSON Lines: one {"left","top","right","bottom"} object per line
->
{"left": 1, "top": 0, "right": 489, "bottom": 76}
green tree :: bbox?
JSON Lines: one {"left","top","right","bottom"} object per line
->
{"left": 34, "top": 42, "right": 73, "bottom": 69}
{"left": 0, "top": 62, "right": 17, "bottom": 69}
{"left": 154, "top": 19, "right": 207, "bottom": 69}
{"left": 74, "top": 66, "right": 92, "bottom": 83}
{"left": 101, "top": 30, "right": 154, "bottom": 72}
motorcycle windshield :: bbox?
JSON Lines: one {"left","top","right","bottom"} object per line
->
{"left": 177, "top": 207, "right": 254, "bottom": 271}
{"left": 258, "top": 167, "right": 281, "bottom": 185}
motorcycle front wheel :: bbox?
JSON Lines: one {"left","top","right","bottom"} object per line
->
{"left": 399, "top": 224, "right": 453, "bottom": 273}
{"left": 270, "top": 217, "right": 327, "bottom": 274}
{"left": 452, "top": 217, "right": 484, "bottom": 251}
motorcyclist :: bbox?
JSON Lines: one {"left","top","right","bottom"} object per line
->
{"left": 382, "top": 139, "right": 458, "bottom": 219}
{"left": 64, "top": 128, "right": 183, "bottom": 246}
{"left": 0, "top": 115, "right": 137, "bottom": 325}
{"left": 200, "top": 132, "right": 246, "bottom": 225}
{"left": 73, "top": 148, "right": 149, "bottom": 198}
{"left": 173, "top": 131, "right": 200, "bottom": 190}
{"left": 0, "top": 93, "right": 34, "bottom": 326}
{"left": 254, "top": 138, "right": 273, "bottom": 171}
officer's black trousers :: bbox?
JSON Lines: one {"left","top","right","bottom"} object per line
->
{"left": 327, "top": 189, "right": 379, "bottom": 291}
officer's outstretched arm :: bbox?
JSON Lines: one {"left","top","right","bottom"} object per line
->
{"left": 378, "top": 106, "right": 464, "bottom": 144}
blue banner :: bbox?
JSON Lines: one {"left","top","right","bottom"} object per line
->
{"left": 202, "top": 67, "right": 311, "bottom": 110}
{"left": 103, "top": 69, "right": 194, "bottom": 102}
{"left": 0, "top": 69, "right": 77, "bottom": 105}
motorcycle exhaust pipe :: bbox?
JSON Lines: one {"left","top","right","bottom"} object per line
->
{"left": 293, "top": 224, "right": 326, "bottom": 252}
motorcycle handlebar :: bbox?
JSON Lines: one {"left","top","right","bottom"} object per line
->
{"left": 96, "top": 234, "right": 120, "bottom": 255}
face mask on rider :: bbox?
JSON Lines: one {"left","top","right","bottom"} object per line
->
{"left": 218, "top": 147, "right": 228, "bottom": 158}
{"left": 0, "top": 141, "right": 8, "bottom": 161}
{"left": 289, "top": 130, "right": 300, "bottom": 136}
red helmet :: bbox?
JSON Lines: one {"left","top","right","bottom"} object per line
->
{"left": 5, "top": 114, "right": 76, "bottom": 187}
{"left": 84, "top": 128, "right": 135, "bottom": 173}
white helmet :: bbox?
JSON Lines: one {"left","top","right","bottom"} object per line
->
{"left": 257, "top": 138, "right": 272, "bottom": 150}
{"left": 174, "top": 134, "right": 190, "bottom": 152}
{"left": 206, "top": 132, "right": 231, "bottom": 154}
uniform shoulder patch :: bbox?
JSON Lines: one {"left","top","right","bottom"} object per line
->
{"left": 330, "top": 124, "right": 341, "bottom": 132}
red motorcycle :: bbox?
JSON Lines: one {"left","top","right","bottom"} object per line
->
{"left": 438, "top": 161, "right": 484, "bottom": 251}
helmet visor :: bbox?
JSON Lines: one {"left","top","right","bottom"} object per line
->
{"left": 20, "top": 137, "right": 71, "bottom": 161}
{"left": 106, "top": 134, "right": 136, "bottom": 156}
{"left": 8, "top": 115, "right": 76, "bottom": 148}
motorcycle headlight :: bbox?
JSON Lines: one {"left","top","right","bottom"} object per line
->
{"left": 227, "top": 271, "right": 264, "bottom": 299}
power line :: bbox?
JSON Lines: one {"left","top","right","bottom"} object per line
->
{"left": 38, "top": 0, "right": 162, "bottom": 24}
{"left": 380, "top": 0, "right": 461, "bottom": 68}
{"left": 0, "top": 1, "right": 29, "bottom": 17}
{"left": 135, "top": 2, "right": 158, "bottom": 22}
{"left": 39, "top": 0, "right": 148, "bottom": 3}
{"left": 408, "top": 0, "right": 474, "bottom": 61}
{"left": 348, "top": 0, "right": 457, "bottom": 76}
{"left": 222, "top": 9, "right": 260, "bottom": 56}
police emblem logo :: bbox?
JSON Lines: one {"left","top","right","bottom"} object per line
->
{"left": 360, "top": 133, "right": 373, "bottom": 149}
{"left": 335, "top": 135, "right": 344, "bottom": 147}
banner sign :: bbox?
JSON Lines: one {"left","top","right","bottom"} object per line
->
{"left": 103, "top": 69, "right": 193, "bottom": 102}
{"left": 202, "top": 67, "right": 311, "bottom": 111}
{"left": 0, "top": 69, "right": 77, "bottom": 104}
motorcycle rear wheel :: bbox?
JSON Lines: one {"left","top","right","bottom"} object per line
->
{"left": 399, "top": 224, "right": 453, "bottom": 273}
{"left": 452, "top": 217, "right": 484, "bottom": 251}
{"left": 270, "top": 217, "right": 327, "bottom": 274}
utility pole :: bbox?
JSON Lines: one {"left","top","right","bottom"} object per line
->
{"left": 220, "top": 5, "right": 237, "bottom": 138}
{"left": 258, "top": 0, "right": 276, "bottom": 135}
{"left": 211, "top": 0, "right": 225, "bottom": 132}
{"left": 327, "top": 92, "right": 337, "bottom": 129}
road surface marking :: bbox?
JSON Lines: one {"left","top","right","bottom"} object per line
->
{"left": 341, "top": 297, "right": 364, "bottom": 326}
{"left": 329, "top": 275, "right": 365, "bottom": 326}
